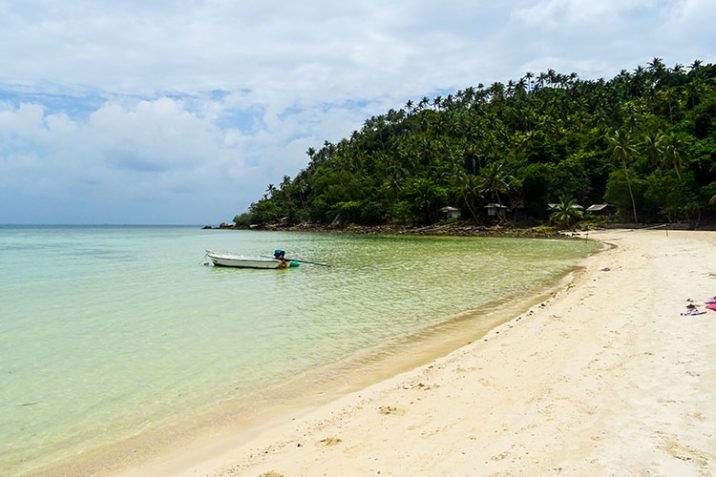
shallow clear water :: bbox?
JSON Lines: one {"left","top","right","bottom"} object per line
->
{"left": 0, "top": 226, "right": 598, "bottom": 475}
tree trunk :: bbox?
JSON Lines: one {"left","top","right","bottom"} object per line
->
{"left": 623, "top": 161, "right": 638, "bottom": 223}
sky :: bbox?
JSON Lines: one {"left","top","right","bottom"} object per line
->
{"left": 0, "top": 0, "right": 714, "bottom": 224}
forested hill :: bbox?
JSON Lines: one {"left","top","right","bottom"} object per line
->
{"left": 238, "top": 59, "right": 716, "bottom": 228}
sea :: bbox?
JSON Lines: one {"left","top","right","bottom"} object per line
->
{"left": 0, "top": 225, "right": 599, "bottom": 475}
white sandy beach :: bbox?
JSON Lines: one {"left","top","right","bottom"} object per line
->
{"left": 107, "top": 229, "right": 716, "bottom": 477}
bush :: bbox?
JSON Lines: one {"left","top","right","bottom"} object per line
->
{"left": 233, "top": 213, "right": 253, "bottom": 226}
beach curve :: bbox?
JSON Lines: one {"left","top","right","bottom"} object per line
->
{"left": 105, "top": 229, "right": 716, "bottom": 477}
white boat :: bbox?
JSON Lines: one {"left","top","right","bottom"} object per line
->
{"left": 205, "top": 250, "right": 296, "bottom": 269}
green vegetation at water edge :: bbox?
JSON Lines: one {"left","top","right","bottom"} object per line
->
{"left": 238, "top": 59, "right": 716, "bottom": 227}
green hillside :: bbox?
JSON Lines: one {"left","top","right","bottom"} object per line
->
{"left": 238, "top": 59, "right": 716, "bottom": 228}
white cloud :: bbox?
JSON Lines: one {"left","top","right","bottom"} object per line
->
{"left": 512, "top": 0, "right": 662, "bottom": 27}
{"left": 0, "top": 0, "right": 713, "bottom": 223}
{"left": 0, "top": 99, "right": 246, "bottom": 222}
{"left": 0, "top": 93, "right": 378, "bottom": 223}
{"left": 662, "top": 0, "right": 716, "bottom": 63}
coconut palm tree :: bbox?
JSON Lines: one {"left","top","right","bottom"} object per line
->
{"left": 478, "top": 162, "right": 501, "bottom": 198}
{"left": 478, "top": 161, "right": 511, "bottom": 222}
{"left": 660, "top": 134, "right": 686, "bottom": 181}
{"left": 549, "top": 196, "right": 584, "bottom": 228}
{"left": 524, "top": 71, "right": 534, "bottom": 92}
{"left": 264, "top": 183, "right": 277, "bottom": 200}
{"left": 293, "top": 175, "right": 309, "bottom": 208}
{"left": 455, "top": 172, "right": 483, "bottom": 222}
{"left": 642, "top": 131, "right": 665, "bottom": 167}
{"left": 385, "top": 162, "right": 408, "bottom": 198}
{"left": 609, "top": 130, "right": 639, "bottom": 223}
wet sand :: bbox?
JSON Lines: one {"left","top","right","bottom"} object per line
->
{"left": 107, "top": 230, "right": 716, "bottom": 476}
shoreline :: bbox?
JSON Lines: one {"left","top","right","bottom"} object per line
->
{"left": 207, "top": 221, "right": 716, "bottom": 237}
{"left": 114, "top": 230, "right": 716, "bottom": 476}
{"left": 22, "top": 238, "right": 598, "bottom": 477}
{"left": 208, "top": 222, "right": 572, "bottom": 238}
{"left": 27, "top": 230, "right": 716, "bottom": 476}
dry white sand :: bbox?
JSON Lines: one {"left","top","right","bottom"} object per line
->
{"left": 111, "top": 230, "right": 716, "bottom": 477}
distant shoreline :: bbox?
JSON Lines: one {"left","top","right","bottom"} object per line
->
{"left": 203, "top": 221, "right": 716, "bottom": 238}
{"left": 204, "top": 222, "right": 572, "bottom": 238}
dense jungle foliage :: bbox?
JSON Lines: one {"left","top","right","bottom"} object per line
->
{"left": 238, "top": 59, "right": 716, "bottom": 227}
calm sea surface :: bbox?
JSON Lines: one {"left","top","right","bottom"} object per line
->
{"left": 0, "top": 226, "right": 598, "bottom": 475}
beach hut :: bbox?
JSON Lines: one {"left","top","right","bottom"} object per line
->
{"left": 547, "top": 203, "right": 584, "bottom": 211}
{"left": 484, "top": 203, "right": 509, "bottom": 217}
{"left": 440, "top": 206, "right": 462, "bottom": 219}
{"left": 586, "top": 203, "right": 615, "bottom": 216}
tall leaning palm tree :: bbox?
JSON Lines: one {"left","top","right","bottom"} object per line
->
{"left": 642, "top": 131, "right": 665, "bottom": 168}
{"left": 478, "top": 161, "right": 510, "bottom": 206}
{"left": 660, "top": 134, "right": 686, "bottom": 181}
{"left": 455, "top": 172, "right": 483, "bottom": 222}
{"left": 643, "top": 132, "right": 687, "bottom": 181}
{"left": 609, "top": 130, "right": 639, "bottom": 223}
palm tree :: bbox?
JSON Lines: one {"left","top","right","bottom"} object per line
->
{"left": 660, "top": 134, "right": 686, "bottom": 181}
{"left": 647, "top": 57, "right": 667, "bottom": 85}
{"left": 385, "top": 163, "right": 408, "bottom": 198}
{"left": 524, "top": 72, "right": 534, "bottom": 92}
{"left": 642, "top": 131, "right": 665, "bottom": 167}
{"left": 433, "top": 96, "right": 442, "bottom": 110}
{"left": 455, "top": 172, "right": 483, "bottom": 222}
{"left": 293, "top": 175, "right": 309, "bottom": 208}
{"left": 642, "top": 132, "right": 687, "bottom": 181}
{"left": 609, "top": 130, "right": 639, "bottom": 223}
{"left": 264, "top": 183, "right": 277, "bottom": 200}
{"left": 478, "top": 161, "right": 510, "bottom": 206}
{"left": 550, "top": 196, "right": 584, "bottom": 228}
{"left": 409, "top": 178, "right": 446, "bottom": 224}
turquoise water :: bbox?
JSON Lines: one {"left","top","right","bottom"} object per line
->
{"left": 0, "top": 226, "right": 598, "bottom": 475}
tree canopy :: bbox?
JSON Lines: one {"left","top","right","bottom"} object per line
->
{"left": 239, "top": 60, "right": 716, "bottom": 227}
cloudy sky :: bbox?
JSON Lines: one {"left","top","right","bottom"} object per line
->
{"left": 1, "top": 0, "right": 714, "bottom": 224}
